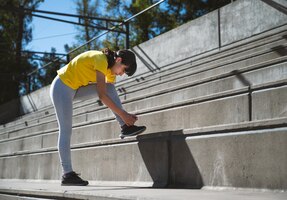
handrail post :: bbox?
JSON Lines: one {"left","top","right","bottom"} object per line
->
{"left": 126, "top": 22, "right": 130, "bottom": 49}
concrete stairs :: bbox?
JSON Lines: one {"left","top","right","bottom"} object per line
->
{"left": 0, "top": 0, "right": 287, "bottom": 199}
{"left": 0, "top": 25, "right": 286, "bottom": 187}
{"left": 1, "top": 22, "right": 287, "bottom": 130}
{"left": 1, "top": 24, "right": 287, "bottom": 137}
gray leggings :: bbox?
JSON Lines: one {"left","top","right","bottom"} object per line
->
{"left": 50, "top": 76, "right": 125, "bottom": 174}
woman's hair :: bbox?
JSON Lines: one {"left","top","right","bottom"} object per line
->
{"left": 102, "top": 48, "right": 137, "bottom": 76}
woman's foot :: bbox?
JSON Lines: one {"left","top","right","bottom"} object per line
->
{"left": 120, "top": 124, "right": 146, "bottom": 138}
{"left": 61, "top": 171, "right": 89, "bottom": 186}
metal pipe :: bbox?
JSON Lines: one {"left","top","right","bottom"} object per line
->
{"left": 30, "top": 13, "right": 126, "bottom": 34}
{"left": 21, "top": 7, "right": 123, "bottom": 22}
{"left": 22, "top": 50, "right": 67, "bottom": 56}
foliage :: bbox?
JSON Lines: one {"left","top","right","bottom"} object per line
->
{"left": 0, "top": 0, "right": 43, "bottom": 104}
{"left": 74, "top": 0, "right": 102, "bottom": 50}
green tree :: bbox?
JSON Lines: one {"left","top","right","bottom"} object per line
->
{"left": 127, "top": 0, "right": 161, "bottom": 46}
{"left": 0, "top": 0, "right": 43, "bottom": 104}
{"left": 74, "top": 0, "right": 102, "bottom": 51}
{"left": 102, "top": 0, "right": 129, "bottom": 50}
{"left": 166, "top": 0, "right": 231, "bottom": 25}
{"left": 36, "top": 48, "right": 64, "bottom": 89}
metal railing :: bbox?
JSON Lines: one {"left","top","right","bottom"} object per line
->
{"left": 25, "top": 0, "right": 166, "bottom": 91}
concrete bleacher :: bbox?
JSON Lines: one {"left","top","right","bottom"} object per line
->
{"left": 0, "top": 0, "right": 286, "bottom": 199}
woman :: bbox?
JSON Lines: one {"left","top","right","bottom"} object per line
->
{"left": 50, "top": 48, "right": 146, "bottom": 186}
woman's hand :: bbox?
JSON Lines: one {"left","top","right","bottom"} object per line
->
{"left": 96, "top": 71, "right": 138, "bottom": 126}
{"left": 121, "top": 111, "right": 138, "bottom": 126}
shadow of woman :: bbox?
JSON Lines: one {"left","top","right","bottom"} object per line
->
{"left": 137, "top": 130, "right": 203, "bottom": 189}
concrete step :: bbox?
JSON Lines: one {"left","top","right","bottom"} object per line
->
{"left": 0, "top": 63, "right": 284, "bottom": 143}
{"left": 30, "top": 44, "right": 287, "bottom": 120}
{"left": 64, "top": 43, "right": 286, "bottom": 117}
{"left": 1, "top": 41, "right": 286, "bottom": 133}
{"left": 0, "top": 89, "right": 250, "bottom": 144}
{"left": 0, "top": 181, "right": 286, "bottom": 200}
{"left": 11, "top": 49, "right": 285, "bottom": 135}
{"left": 0, "top": 55, "right": 286, "bottom": 141}
{"left": 1, "top": 27, "right": 286, "bottom": 132}
{"left": 115, "top": 24, "right": 287, "bottom": 90}
{"left": 0, "top": 80, "right": 286, "bottom": 156}
{"left": 116, "top": 34, "right": 287, "bottom": 93}
{"left": 64, "top": 34, "right": 287, "bottom": 110}
{"left": 0, "top": 118, "right": 286, "bottom": 190}
{"left": 122, "top": 45, "right": 286, "bottom": 100}
{"left": 73, "top": 57, "right": 287, "bottom": 118}
{"left": 0, "top": 193, "right": 55, "bottom": 200}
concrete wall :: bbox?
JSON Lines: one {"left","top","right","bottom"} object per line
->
{"left": 1, "top": 125, "right": 286, "bottom": 190}
{"left": 131, "top": 9, "right": 219, "bottom": 75}
{"left": 20, "top": 84, "right": 52, "bottom": 114}
{"left": 220, "top": 0, "right": 287, "bottom": 46}
{"left": 1, "top": 0, "right": 287, "bottom": 120}
{"left": 172, "top": 127, "right": 287, "bottom": 190}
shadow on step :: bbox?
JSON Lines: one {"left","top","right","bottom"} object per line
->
{"left": 137, "top": 131, "right": 204, "bottom": 189}
{"left": 260, "top": 0, "right": 287, "bottom": 15}
{"left": 270, "top": 35, "right": 287, "bottom": 56}
{"left": 271, "top": 45, "right": 287, "bottom": 56}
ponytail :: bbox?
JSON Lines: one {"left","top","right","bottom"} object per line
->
{"left": 102, "top": 48, "right": 117, "bottom": 68}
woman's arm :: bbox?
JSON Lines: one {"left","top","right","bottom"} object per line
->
{"left": 96, "top": 70, "right": 137, "bottom": 126}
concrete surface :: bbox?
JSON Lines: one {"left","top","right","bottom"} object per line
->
{"left": 252, "top": 85, "right": 287, "bottom": 120}
{"left": 0, "top": 175, "right": 286, "bottom": 200}
{"left": 116, "top": 25, "right": 287, "bottom": 89}
{"left": 125, "top": 51, "right": 286, "bottom": 99}
{"left": 172, "top": 128, "right": 287, "bottom": 190}
{"left": 121, "top": 42, "right": 286, "bottom": 96}
{"left": 0, "top": 135, "right": 169, "bottom": 185}
{"left": 220, "top": 0, "right": 287, "bottom": 46}
{"left": 0, "top": 118, "right": 286, "bottom": 190}
{"left": 0, "top": 193, "right": 55, "bottom": 200}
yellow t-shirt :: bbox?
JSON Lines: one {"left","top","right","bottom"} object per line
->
{"left": 57, "top": 50, "right": 116, "bottom": 90}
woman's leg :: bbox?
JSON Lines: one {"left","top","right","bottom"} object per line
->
{"left": 74, "top": 83, "right": 146, "bottom": 138}
{"left": 106, "top": 83, "right": 125, "bottom": 127}
{"left": 50, "top": 76, "right": 76, "bottom": 174}
{"left": 106, "top": 83, "right": 146, "bottom": 137}
{"left": 74, "top": 83, "right": 125, "bottom": 126}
